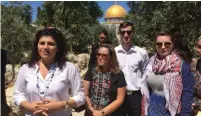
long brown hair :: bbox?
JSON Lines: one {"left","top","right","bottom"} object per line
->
{"left": 96, "top": 44, "right": 121, "bottom": 75}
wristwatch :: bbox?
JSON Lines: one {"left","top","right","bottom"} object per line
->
{"left": 64, "top": 100, "right": 69, "bottom": 111}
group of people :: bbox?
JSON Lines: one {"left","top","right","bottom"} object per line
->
{"left": 12, "top": 21, "right": 201, "bottom": 116}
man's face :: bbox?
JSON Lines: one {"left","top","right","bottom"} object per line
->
{"left": 119, "top": 26, "right": 134, "bottom": 44}
{"left": 196, "top": 39, "right": 201, "bottom": 57}
{"left": 99, "top": 32, "right": 107, "bottom": 42}
{"left": 96, "top": 47, "right": 110, "bottom": 67}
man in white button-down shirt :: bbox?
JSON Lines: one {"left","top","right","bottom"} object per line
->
{"left": 115, "top": 21, "right": 149, "bottom": 116}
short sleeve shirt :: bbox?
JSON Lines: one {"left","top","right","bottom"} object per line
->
{"left": 84, "top": 67, "right": 127, "bottom": 114}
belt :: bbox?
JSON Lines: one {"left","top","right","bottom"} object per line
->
{"left": 126, "top": 90, "right": 141, "bottom": 95}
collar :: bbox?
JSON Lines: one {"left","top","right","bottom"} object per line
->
{"left": 33, "top": 61, "right": 59, "bottom": 73}
{"left": 117, "top": 44, "right": 136, "bottom": 53}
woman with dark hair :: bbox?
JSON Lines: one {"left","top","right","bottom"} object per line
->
{"left": 13, "top": 27, "right": 85, "bottom": 116}
{"left": 141, "top": 33, "right": 194, "bottom": 116}
{"left": 84, "top": 44, "right": 127, "bottom": 116}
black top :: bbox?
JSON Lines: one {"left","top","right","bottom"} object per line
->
{"left": 1, "top": 49, "right": 11, "bottom": 116}
{"left": 84, "top": 67, "right": 127, "bottom": 116}
{"left": 1, "top": 49, "right": 7, "bottom": 105}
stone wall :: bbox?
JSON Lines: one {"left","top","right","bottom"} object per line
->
{"left": 68, "top": 53, "right": 89, "bottom": 78}
{"left": 5, "top": 65, "right": 23, "bottom": 116}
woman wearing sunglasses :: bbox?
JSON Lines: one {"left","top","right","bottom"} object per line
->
{"left": 83, "top": 44, "right": 127, "bottom": 116}
{"left": 141, "top": 33, "right": 194, "bottom": 116}
{"left": 192, "top": 36, "right": 201, "bottom": 116}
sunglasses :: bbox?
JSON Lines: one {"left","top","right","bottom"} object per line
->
{"left": 196, "top": 44, "right": 201, "bottom": 49}
{"left": 156, "top": 42, "right": 172, "bottom": 48}
{"left": 96, "top": 53, "right": 109, "bottom": 59}
{"left": 119, "top": 30, "right": 133, "bottom": 35}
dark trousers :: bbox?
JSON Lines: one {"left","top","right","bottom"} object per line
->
{"left": 124, "top": 90, "right": 142, "bottom": 116}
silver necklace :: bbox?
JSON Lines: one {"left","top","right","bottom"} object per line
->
{"left": 36, "top": 69, "right": 55, "bottom": 99}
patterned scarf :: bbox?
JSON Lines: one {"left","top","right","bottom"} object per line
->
{"left": 142, "top": 51, "right": 183, "bottom": 116}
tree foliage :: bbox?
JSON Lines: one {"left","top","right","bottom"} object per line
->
{"left": 21, "top": 4, "right": 33, "bottom": 25}
{"left": 1, "top": 1, "right": 34, "bottom": 80}
{"left": 1, "top": 2, "right": 34, "bottom": 64}
{"left": 127, "top": 1, "right": 201, "bottom": 52}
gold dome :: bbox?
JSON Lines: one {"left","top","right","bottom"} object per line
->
{"left": 104, "top": 4, "right": 127, "bottom": 19}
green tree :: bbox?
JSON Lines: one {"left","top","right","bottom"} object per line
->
{"left": 1, "top": 1, "right": 33, "bottom": 80}
{"left": 127, "top": 1, "right": 201, "bottom": 52}
{"left": 21, "top": 4, "right": 32, "bottom": 25}
{"left": 36, "top": 2, "right": 55, "bottom": 26}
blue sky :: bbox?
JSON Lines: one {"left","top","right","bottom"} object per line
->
{"left": 22, "top": 1, "right": 130, "bottom": 23}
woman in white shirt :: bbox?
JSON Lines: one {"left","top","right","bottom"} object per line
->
{"left": 13, "top": 27, "right": 85, "bottom": 116}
